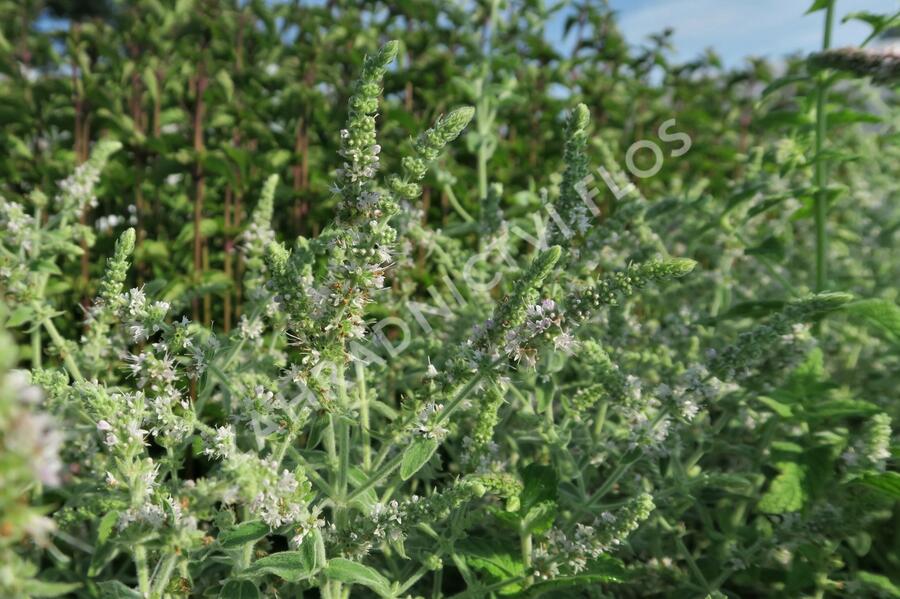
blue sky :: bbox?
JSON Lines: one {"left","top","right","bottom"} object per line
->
{"left": 601, "top": 0, "right": 896, "bottom": 67}
{"left": 35, "top": 0, "right": 896, "bottom": 69}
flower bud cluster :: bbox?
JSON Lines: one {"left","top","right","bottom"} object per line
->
{"left": 550, "top": 103, "right": 591, "bottom": 246}
{"left": 474, "top": 246, "right": 561, "bottom": 353}
{"left": 709, "top": 293, "right": 852, "bottom": 380}
{"left": 55, "top": 140, "right": 121, "bottom": 218}
{"left": 534, "top": 493, "right": 655, "bottom": 579}
{"left": 565, "top": 259, "right": 698, "bottom": 323}
{"left": 808, "top": 47, "right": 900, "bottom": 84}
{"left": 843, "top": 413, "right": 893, "bottom": 472}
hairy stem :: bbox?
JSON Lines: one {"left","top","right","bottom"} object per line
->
{"left": 356, "top": 361, "right": 371, "bottom": 471}
{"left": 134, "top": 545, "right": 150, "bottom": 597}
{"left": 40, "top": 315, "right": 83, "bottom": 382}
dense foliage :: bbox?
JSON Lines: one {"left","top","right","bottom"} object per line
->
{"left": 1, "top": 1, "right": 899, "bottom": 598}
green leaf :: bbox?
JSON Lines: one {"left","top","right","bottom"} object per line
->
{"left": 175, "top": 218, "right": 220, "bottom": 245}
{"left": 400, "top": 437, "right": 439, "bottom": 480}
{"left": 348, "top": 467, "right": 378, "bottom": 511}
{"left": 219, "top": 580, "right": 260, "bottom": 599}
{"left": 828, "top": 109, "right": 881, "bottom": 126}
{"left": 218, "top": 520, "right": 269, "bottom": 548}
{"left": 88, "top": 541, "right": 119, "bottom": 577}
{"left": 519, "top": 463, "right": 558, "bottom": 514}
{"left": 856, "top": 571, "right": 900, "bottom": 597}
{"left": 21, "top": 580, "right": 82, "bottom": 597}
{"left": 244, "top": 551, "right": 315, "bottom": 582}
{"left": 323, "top": 558, "right": 392, "bottom": 597}
{"left": 97, "top": 580, "right": 143, "bottom": 598}
{"left": 808, "top": 398, "right": 881, "bottom": 420}
{"left": 5, "top": 305, "right": 34, "bottom": 327}
{"left": 847, "top": 531, "right": 873, "bottom": 557}
{"left": 142, "top": 66, "right": 159, "bottom": 104}
{"left": 216, "top": 70, "right": 234, "bottom": 103}
{"left": 757, "top": 396, "right": 794, "bottom": 418}
{"left": 758, "top": 462, "right": 806, "bottom": 514}
{"left": 34, "top": 259, "right": 62, "bottom": 275}
{"left": 771, "top": 441, "right": 804, "bottom": 454}
{"left": 761, "top": 75, "right": 811, "bottom": 98}
{"left": 745, "top": 236, "right": 785, "bottom": 261}
{"left": 135, "top": 239, "right": 169, "bottom": 262}
{"left": 805, "top": 0, "right": 833, "bottom": 14}
{"left": 843, "top": 11, "right": 900, "bottom": 44}
{"left": 845, "top": 299, "right": 900, "bottom": 346}
{"left": 523, "top": 500, "right": 557, "bottom": 535}
{"left": 856, "top": 472, "right": 900, "bottom": 499}
{"left": 298, "top": 528, "right": 326, "bottom": 575}
{"left": 458, "top": 538, "right": 525, "bottom": 594}
{"left": 97, "top": 510, "right": 119, "bottom": 545}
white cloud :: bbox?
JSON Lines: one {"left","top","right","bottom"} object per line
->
{"left": 611, "top": 0, "right": 896, "bottom": 67}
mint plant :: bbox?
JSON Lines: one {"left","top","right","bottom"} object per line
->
{"left": 1, "top": 2, "right": 898, "bottom": 598}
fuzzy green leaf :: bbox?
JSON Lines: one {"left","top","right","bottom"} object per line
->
{"left": 218, "top": 520, "right": 269, "bottom": 548}
{"left": 219, "top": 580, "right": 260, "bottom": 599}
{"left": 97, "top": 581, "right": 142, "bottom": 598}
{"left": 459, "top": 538, "right": 525, "bottom": 594}
{"left": 400, "top": 437, "right": 439, "bottom": 480}
{"left": 298, "top": 528, "right": 326, "bottom": 574}
{"left": 22, "top": 580, "right": 82, "bottom": 597}
{"left": 323, "top": 558, "right": 392, "bottom": 597}
{"left": 5, "top": 305, "right": 34, "bottom": 327}
{"left": 244, "top": 551, "right": 315, "bottom": 582}
{"left": 523, "top": 500, "right": 557, "bottom": 535}
{"left": 97, "top": 510, "right": 119, "bottom": 545}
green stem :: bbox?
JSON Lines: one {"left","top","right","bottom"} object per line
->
{"left": 273, "top": 424, "right": 296, "bottom": 468}
{"left": 150, "top": 552, "right": 177, "bottom": 598}
{"left": 31, "top": 319, "right": 42, "bottom": 369}
{"left": 40, "top": 315, "right": 83, "bottom": 382}
{"left": 134, "top": 546, "right": 150, "bottom": 597}
{"left": 334, "top": 363, "right": 351, "bottom": 531}
{"left": 675, "top": 535, "right": 710, "bottom": 592}
{"left": 357, "top": 361, "right": 371, "bottom": 471}
{"left": 338, "top": 418, "right": 350, "bottom": 496}
{"left": 592, "top": 401, "right": 608, "bottom": 441}
{"left": 432, "top": 569, "right": 443, "bottom": 599}
{"left": 435, "top": 358, "right": 502, "bottom": 427}
{"left": 477, "top": 119, "right": 489, "bottom": 202}
{"left": 813, "top": 0, "right": 836, "bottom": 292}
{"left": 444, "top": 183, "right": 474, "bottom": 223}
{"left": 31, "top": 206, "right": 43, "bottom": 369}
{"left": 520, "top": 530, "right": 534, "bottom": 586}
{"left": 397, "top": 564, "right": 431, "bottom": 595}
{"left": 325, "top": 414, "right": 338, "bottom": 475}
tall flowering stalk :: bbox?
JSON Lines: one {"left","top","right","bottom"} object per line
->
{"left": 0, "top": 18, "right": 894, "bottom": 599}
